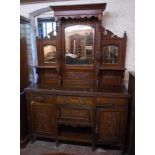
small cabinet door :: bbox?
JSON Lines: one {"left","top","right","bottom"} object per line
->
{"left": 96, "top": 105, "right": 127, "bottom": 144}
{"left": 29, "top": 94, "right": 54, "bottom": 135}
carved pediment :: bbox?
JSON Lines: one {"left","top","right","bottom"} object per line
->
{"left": 51, "top": 3, "right": 106, "bottom": 21}
{"left": 102, "top": 27, "right": 127, "bottom": 40}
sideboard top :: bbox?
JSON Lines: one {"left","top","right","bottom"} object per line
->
{"left": 24, "top": 84, "right": 130, "bottom": 98}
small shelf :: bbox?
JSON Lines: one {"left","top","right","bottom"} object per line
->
{"left": 34, "top": 66, "right": 57, "bottom": 69}
{"left": 58, "top": 124, "right": 92, "bottom": 143}
{"left": 34, "top": 66, "right": 56, "bottom": 69}
{"left": 98, "top": 67, "right": 126, "bottom": 71}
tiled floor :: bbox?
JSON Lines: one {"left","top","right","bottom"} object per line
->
{"left": 20, "top": 140, "right": 121, "bottom": 155}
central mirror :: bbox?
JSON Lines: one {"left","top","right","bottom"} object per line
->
{"left": 65, "top": 25, "right": 94, "bottom": 65}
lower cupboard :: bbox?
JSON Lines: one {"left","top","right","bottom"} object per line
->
{"left": 25, "top": 89, "right": 129, "bottom": 154}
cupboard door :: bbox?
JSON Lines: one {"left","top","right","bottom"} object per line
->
{"left": 96, "top": 106, "right": 127, "bottom": 143}
{"left": 29, "top": 95, "right": 54, "bottom": 135}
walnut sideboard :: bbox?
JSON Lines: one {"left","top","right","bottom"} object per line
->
{"left": 25, "top": 84, "right": 130, "bottom": 153}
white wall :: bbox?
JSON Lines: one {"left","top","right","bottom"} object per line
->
{"left": 20, "top": 0, "right": 135, "bottom": 73}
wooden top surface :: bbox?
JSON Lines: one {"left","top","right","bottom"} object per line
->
{"left": 51, "top": 3, "right": 107, "bottom": 11}
{"left": 25, "top": 83, "right": 130, "bottom": 98}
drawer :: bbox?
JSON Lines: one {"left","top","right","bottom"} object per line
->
{"left": 29, "top": 94, "right": 54, "bottom": 103}
{"left": 96, "top": 98, "right": 128, "bottom": 107}
{"left": 56, "top": 105, "right": 93, "bottom": 124}
{"left": 57, "top": 96, "right": 93, "bottom": 105}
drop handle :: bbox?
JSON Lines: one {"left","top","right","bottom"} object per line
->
{"left": 36, "top": 96, "right": 44, "bottom": 102}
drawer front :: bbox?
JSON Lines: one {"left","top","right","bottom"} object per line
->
{"left": 56, "top": 106, "right": 92, "bottom": 124}
{"left": 29, "top": 94, "right": 54, "bottom": 103}
{"left": 96, "top": 98, "right": 128, "bottom": 107}
{"left": 57, "top": 96, "right": 93, "bottom": 105}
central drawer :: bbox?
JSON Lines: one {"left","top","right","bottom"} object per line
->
{"left": 57, "top": 96, "right": 93, "bottom": 105}
{"left": 56, "top": 96, "right": 93, "bottom": 125}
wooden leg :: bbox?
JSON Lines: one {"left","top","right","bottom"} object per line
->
{"left": 92, "top": 127, "right": 96, "bottom": 151}
{"left": 55, "top": 138, "right": 59, "bottom": 147}
{"left": 30, "top": 135, "right": 36, "bottom": 144}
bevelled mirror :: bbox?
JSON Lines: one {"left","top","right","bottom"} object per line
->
{"left": 43, "top": 45, "right": 56, "bottom": 63}
{"left": 102, "top": 45, "right": 118, "bottom": 64}
{"left": 65, "top": 25, "right": 94, "bottom": 65}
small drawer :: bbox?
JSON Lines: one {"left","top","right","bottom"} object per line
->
{"left": 29, "top": 94, "right": 53, "bottom": 103}
{"left": 96, "top": 98, "right": 128, "bottom": 107}
{"left": 57, "top": 96, "right": 93, "bottom": 105}
{"left": 56, "top": 106, "right": 93, "bottom": 124}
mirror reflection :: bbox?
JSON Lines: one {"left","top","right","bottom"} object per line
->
{"left": 102, "top": 45, "right": 118, "bottom": 64}
{"left": 43, "top": 45, "right": 56, "bottom": 63}
{"left": 65, "top": 25, "right": 94, "bottom": 65}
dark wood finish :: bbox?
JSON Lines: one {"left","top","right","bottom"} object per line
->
{"left": 99, "top": 70, "right": 125, "bottom": 87}
{"left": 37, "top": 37, "right": 57, "bottom": 66}
{"left": 100, "top": 28, "right": 127, "bottom": 69}
{"left": 20, "top": 38, "right": 29, "bottom": 91}
{"left": 96, "top": 29, "right": 127, "bottom": 88}
{"left": 51, "top": 3, "right": 106, "bottom": 21}
{"left": 25, "top": 84, "right": 130, "bottom": 152}
{"left": 20, "top": 92, "right": 29, "bottom": 147}
{"left": 25, "top": 4, "right": 130, "bottom": 154}
{"left": 36, "top": 67, "right": 59, "bottom": 87}
{"left": 126, "top": 72, "right": 135, "bottom": 155}
{"left": 96, "top": 98, "right": 128, "bottom": 153}
{"left": 27, "top": 93, "right": 56, "bottom": 141}
{"left": 20, "top": 15, "right": 31, "bottom": 147}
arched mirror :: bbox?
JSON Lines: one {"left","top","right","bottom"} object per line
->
{"left": 102, "top": 45, "right": 118, "bottom": 64}
{"left": 65, "top": 25, "right": 94, "bottom": 65}
{"left": 43, "top": 45, "right": 56, "bottom": 63}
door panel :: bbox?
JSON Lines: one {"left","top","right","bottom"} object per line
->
{"left": 96, "top": 106, "right": 127, "bottom": 143}
{"left": 30, "top": 101, "right": 54, "bottom": 135}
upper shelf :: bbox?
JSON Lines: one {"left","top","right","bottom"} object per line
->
{"left": 50, "top": 3, "right": 107, "bottom": 21}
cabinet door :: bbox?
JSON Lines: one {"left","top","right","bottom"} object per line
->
{"left": 29, "top": 94, "right": 54, "bottom": 135}
{"left": 96, "top": 106, "right": 127, "bottom": 144}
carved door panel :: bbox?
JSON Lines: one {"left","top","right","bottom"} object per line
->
{"left": 96, "top": 107, "right": 127, "bottom": 143}
{"left": 30, "top": 101, "right": 54, "bottom": 135}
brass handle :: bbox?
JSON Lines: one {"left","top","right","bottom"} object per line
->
{"left": 36, "top": 96, "right": 44, "bottom": 102}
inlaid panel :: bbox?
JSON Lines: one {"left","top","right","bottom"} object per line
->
{"left": 63, "top": 70, "right": 94, "bottom": 88}
{"left": 99, "top": 111, "right": 120, "bottom": 139}
{"left": 100, "top": 70, "right": 124, "bottom": 86}
{"left": 30, "top": 102, "right": 53, "bottom": 134}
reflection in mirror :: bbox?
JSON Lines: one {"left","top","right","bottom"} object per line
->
{"left": 43, "top": 45, "right": 56, "bottom": 63}
{"left": 65, "top": 25, "right": 94, "bottom": 65}
{"left": 102, "top": 45, "right": 118, "bottom": 64}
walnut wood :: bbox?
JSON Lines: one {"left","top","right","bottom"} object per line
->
{"left": 126, "top": 72, "right": 135, "bottom": 155}
{"left": 20, "top": 16, "right": 31, "bottom": 148}
{"left": 37, "top": 37, "right": 57, "bottom": 66}
{"left": 25, "top": 84, "right": 130, "bottom": 152}
{"left": 51, "top": 3, "right": 106, "bottom": 21}
{"left": 25, "top": 4, "right": 130, "bottom": 154}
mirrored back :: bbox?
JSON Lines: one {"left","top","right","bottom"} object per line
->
{"left": 102, "top": 45, "right": 118, "bottom": 64}
{"left": 65, "top": 25, "right": 94, "bottom": 65}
